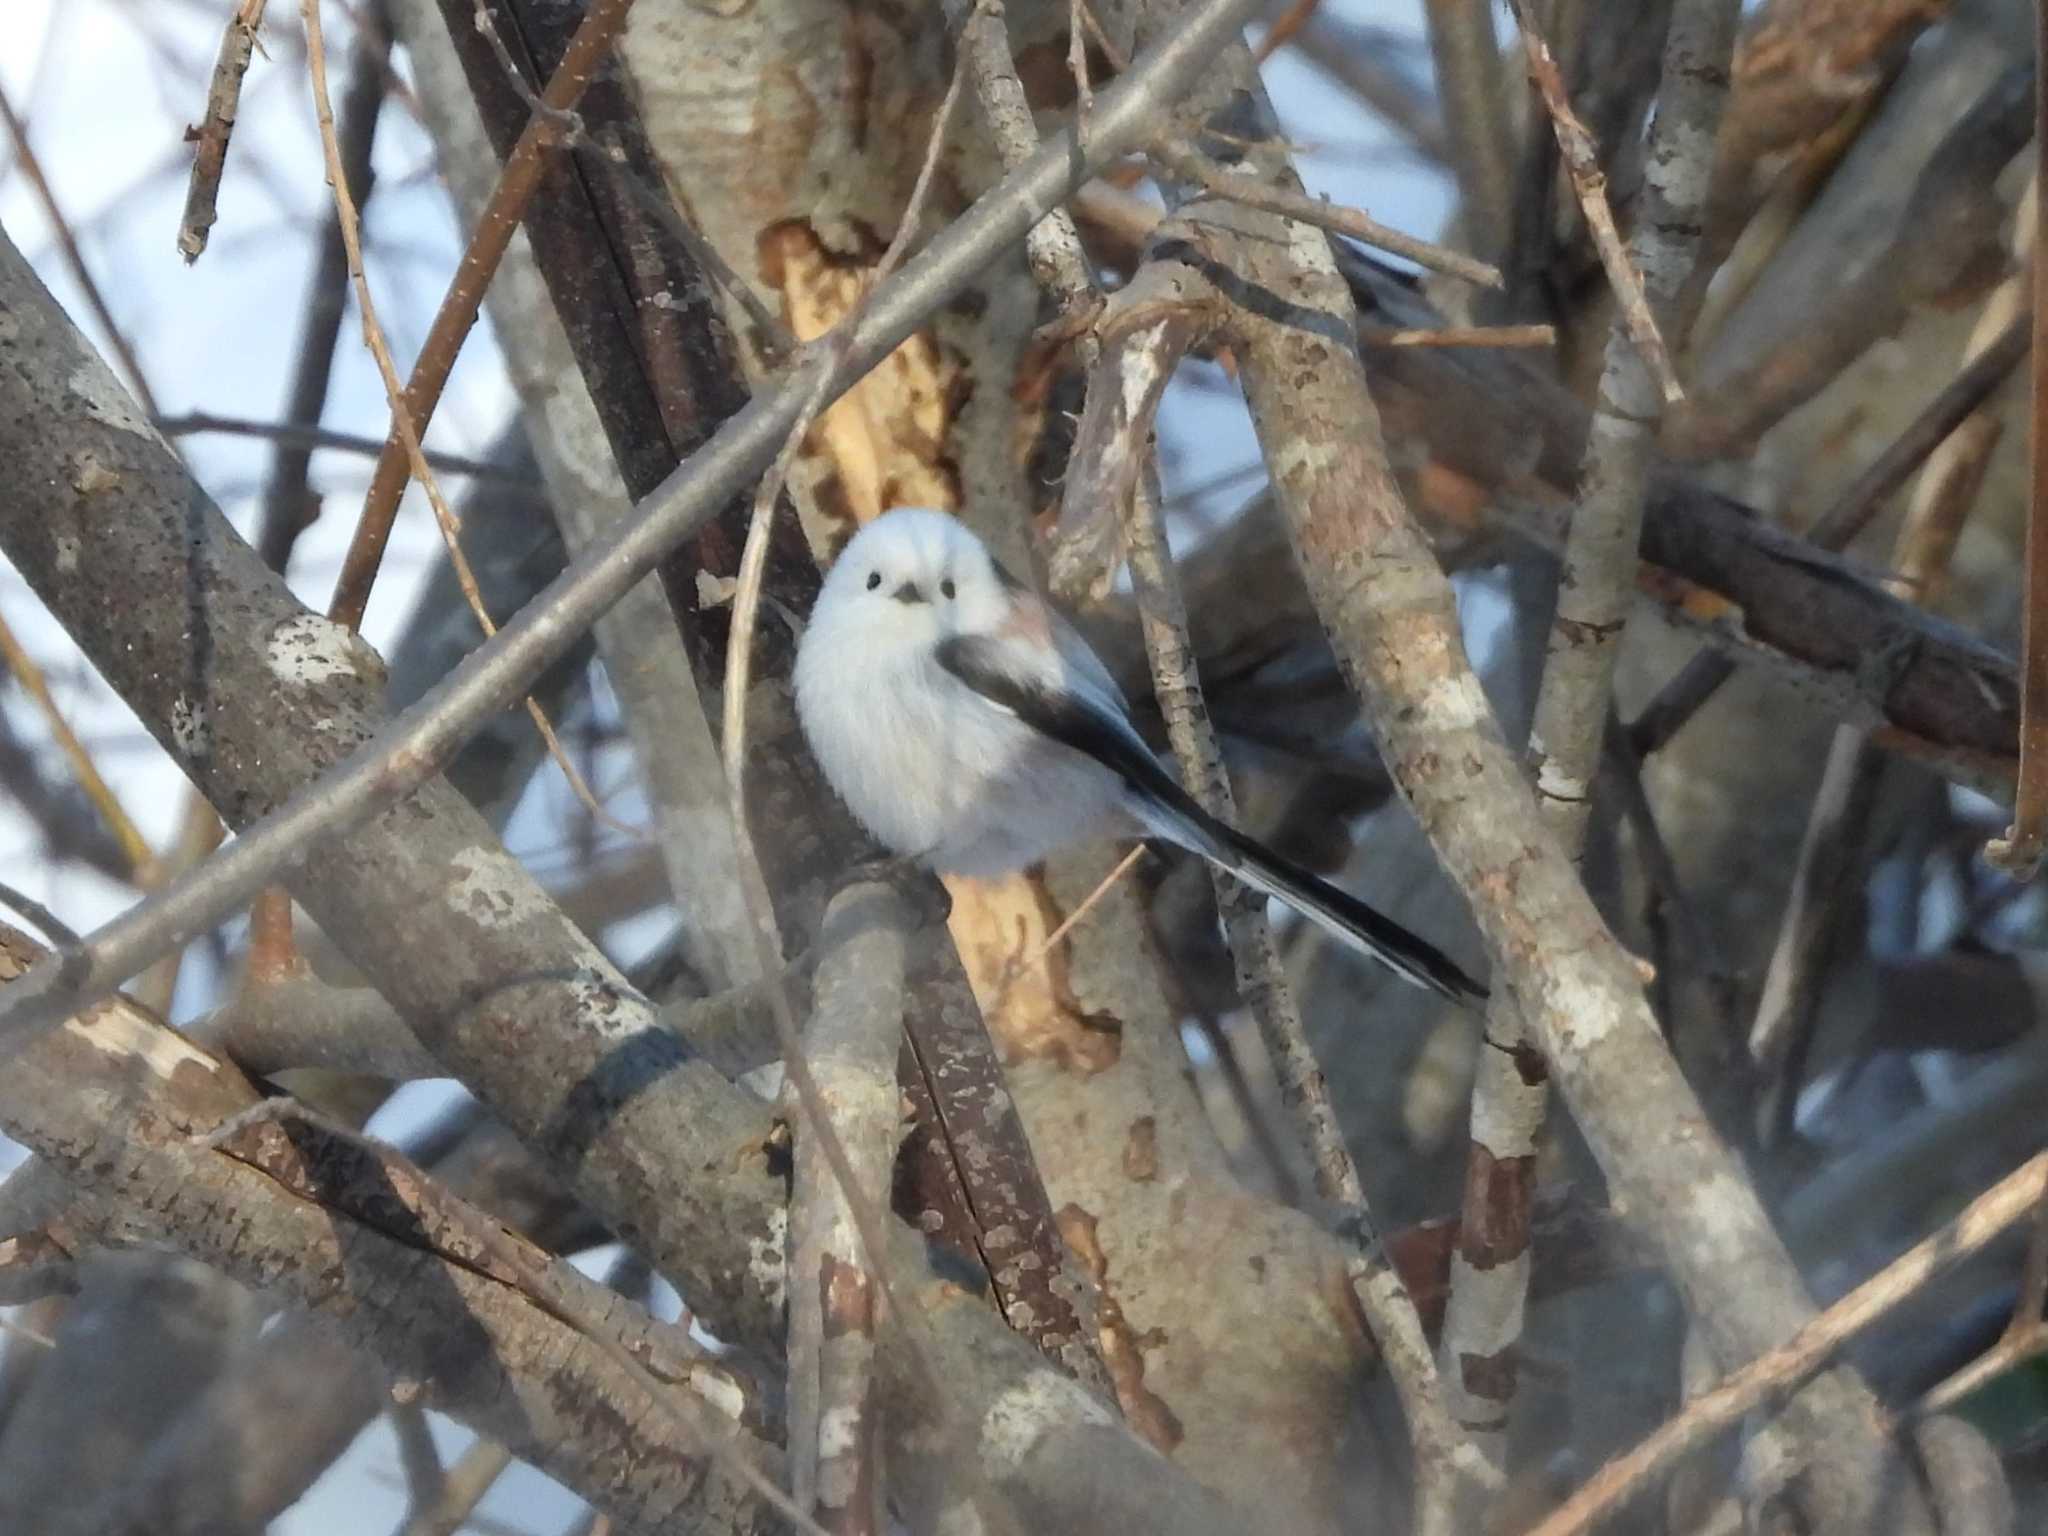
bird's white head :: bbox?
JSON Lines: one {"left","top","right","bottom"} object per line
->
{"left": 813, "top": 508, "right": 1016, "bottom": 653}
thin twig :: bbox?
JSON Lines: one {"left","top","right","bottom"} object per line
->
{"left": 325, "top": 0, "right": 637, "bottom": 631}
{"left": 1251, "top": 0, "right": 1322, "bottom": 66}
{"left": 0, "top": 83, "right": 161, "bottom": 416}
{"left": 957, "top": 0, "right": 1103, "bottom": 328}
{"left": 158, "top": 412, "right": 535, "bottom": 485}
{"left": 0, "top": 881, "right": 83, "bottom": 953}
{"left": 1122, "top": 444, "right": 1484, "bottom": 1529}
{"left": 1748, "top": 272, "right": 2029, "bottom": 1138}
{"left": 1069, "top": 0, "right": 1094, "bottom": 118}
{"left": 1988, "top": 6, "right": 2048, "bottom": 877}
{"left": 301, "top": 0, "right": 630, "bottom": 838}
{"left": 393, "top": 1437, "right": 513, "bottom": 1536}
{"left": 1504, "top": 0, "right": 1685, "bottom": 403}
{"left": 1156, "top": 139, "right": 1501, "bottom": 288}
{"left": 0, "top": 0, "right": 1277, "bottom": 1049}
{"left": 988, "top": 844, "right": 1146, "bottom": 1014}
{"left": 388, "top": 1400, "right": 447, "bottom": 1517}
{"left": 1525, "top": 1153, "right": 2048, "bottom": 1536}
{"left": 1806, "top": 313, "right": 2032, "bottom": 552}
{"left": 250, "top": 1, "right": 395, "bottom": 576}
{"left": 180, "top": 0, "right": 270, "bottom": 261}
{"left": 1918, "top": 1175, "right": 2048, "bottom": 1416}
{"left": 0, "top": 609, "right": 159, "bottom": 884}
{"left": 1359, "top": 322, "right": 1555, "bottom": 348}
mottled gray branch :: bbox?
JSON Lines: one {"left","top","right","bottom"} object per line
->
{"left": 1437, "top": 0, "right": 1741, "bottom": 1479}
{"left": 1102, "top": 280, "right": 1478, "bottom": 1530}
{"left": 785, "top": 883, "right": 909, "bottom": 1531}
{"left": 1128, "top": 0, "right": 1930, "bottom": 1527}
{"left": 955, "top": 0, "right": 1101, "bottom": 324}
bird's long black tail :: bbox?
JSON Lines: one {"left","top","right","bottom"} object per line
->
{"left": 1132, "top": 788, "right": 1488, "bottom": 1005}
{"left": 927, "top": 629, "right": 1485, "bottom": 1002}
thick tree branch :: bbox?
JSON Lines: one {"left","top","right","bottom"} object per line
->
{"left": 1134, "top": 7, "right": 1929, "bottom": 1529}
{"left": 0, "top": 926, "right": 774, "bottom": 1535}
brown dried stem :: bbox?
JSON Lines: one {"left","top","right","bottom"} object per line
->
{"left": 1527, "top": 1153, "right": 2048, "bottom": 1536}
{"left": 180, "top": 0, "right": 270, "bottom": 262}
{"left": 1504, "top": 1, "right": 1685, "bottom": 404}
{"left": 1358, "top": 323, "right": 1555, "bottom": 349}
{"left": 324, "top": 0, "right": 635, "bottom": 630}
{"left": 301, "top": 0, "right": 624, "bottom": 835}
{"left": 0, "top": 609, "right": 159, "bottom": 885}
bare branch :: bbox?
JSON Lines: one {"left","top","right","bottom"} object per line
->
{"left": 1627, "top": 309, "right": 2027, "bottom": 761}
{"left": 179, "top": 0, "right": 271, "bottom": 262}
{"left": 157, "top": 412, "right": 536, "bottom": 487}
{"left": 1135, "top": 5, "right": 1923, "bottom": 1525}
{"left": 1154, "top": 138, "right": 1503, "bottom": 288}
{"left": 1505, "top": 0, "right": 1686, "bottom": 403}
{"left": 390, "top": 0, "right": 757, "bottom": 988}
{"left": 1527, "top": 1154, "right": 2048, "bottom": 1536}
{"left": 1987, "top": 8, "right": 2048, "bottom": 875}
{"left": 1436, "top": 3, "right": 1740, "bottom": 1484}
{"left": 956, "top": 0, "right": 1103, "bottom": 327}
{"left": 0, "top": 928, "right": 778, "bottom": 1535}
{"left": 396, "top": 1438, "right": 516, "bottom": 1536}
{"left": 1102, "top": 282, "right": 1483, "bottom": 1526}
{"left": 324, "top": 0, "right": 635, "bottom": 627}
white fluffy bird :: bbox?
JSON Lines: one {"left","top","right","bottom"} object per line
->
{"left": 794, "top": 507, "right": 1485, "bottom": 1002}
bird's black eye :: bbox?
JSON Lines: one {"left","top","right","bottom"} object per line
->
{"left": 865, "top": 571, "right": 881, "bottom": 591}
{"left": 941, "top": 578, "right": 956, "bottom": 600}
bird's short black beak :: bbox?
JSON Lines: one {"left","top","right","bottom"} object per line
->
{"left": 891, "top": 581, "right": 926, "bottom": 605}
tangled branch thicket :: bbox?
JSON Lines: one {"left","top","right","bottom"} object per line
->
{"left": 0, "top": 1, "right": 2044, "bottom": 1533}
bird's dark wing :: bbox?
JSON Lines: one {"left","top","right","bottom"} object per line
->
{"left": 933, "top": 632, "right": 1175, "bottom": 800}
